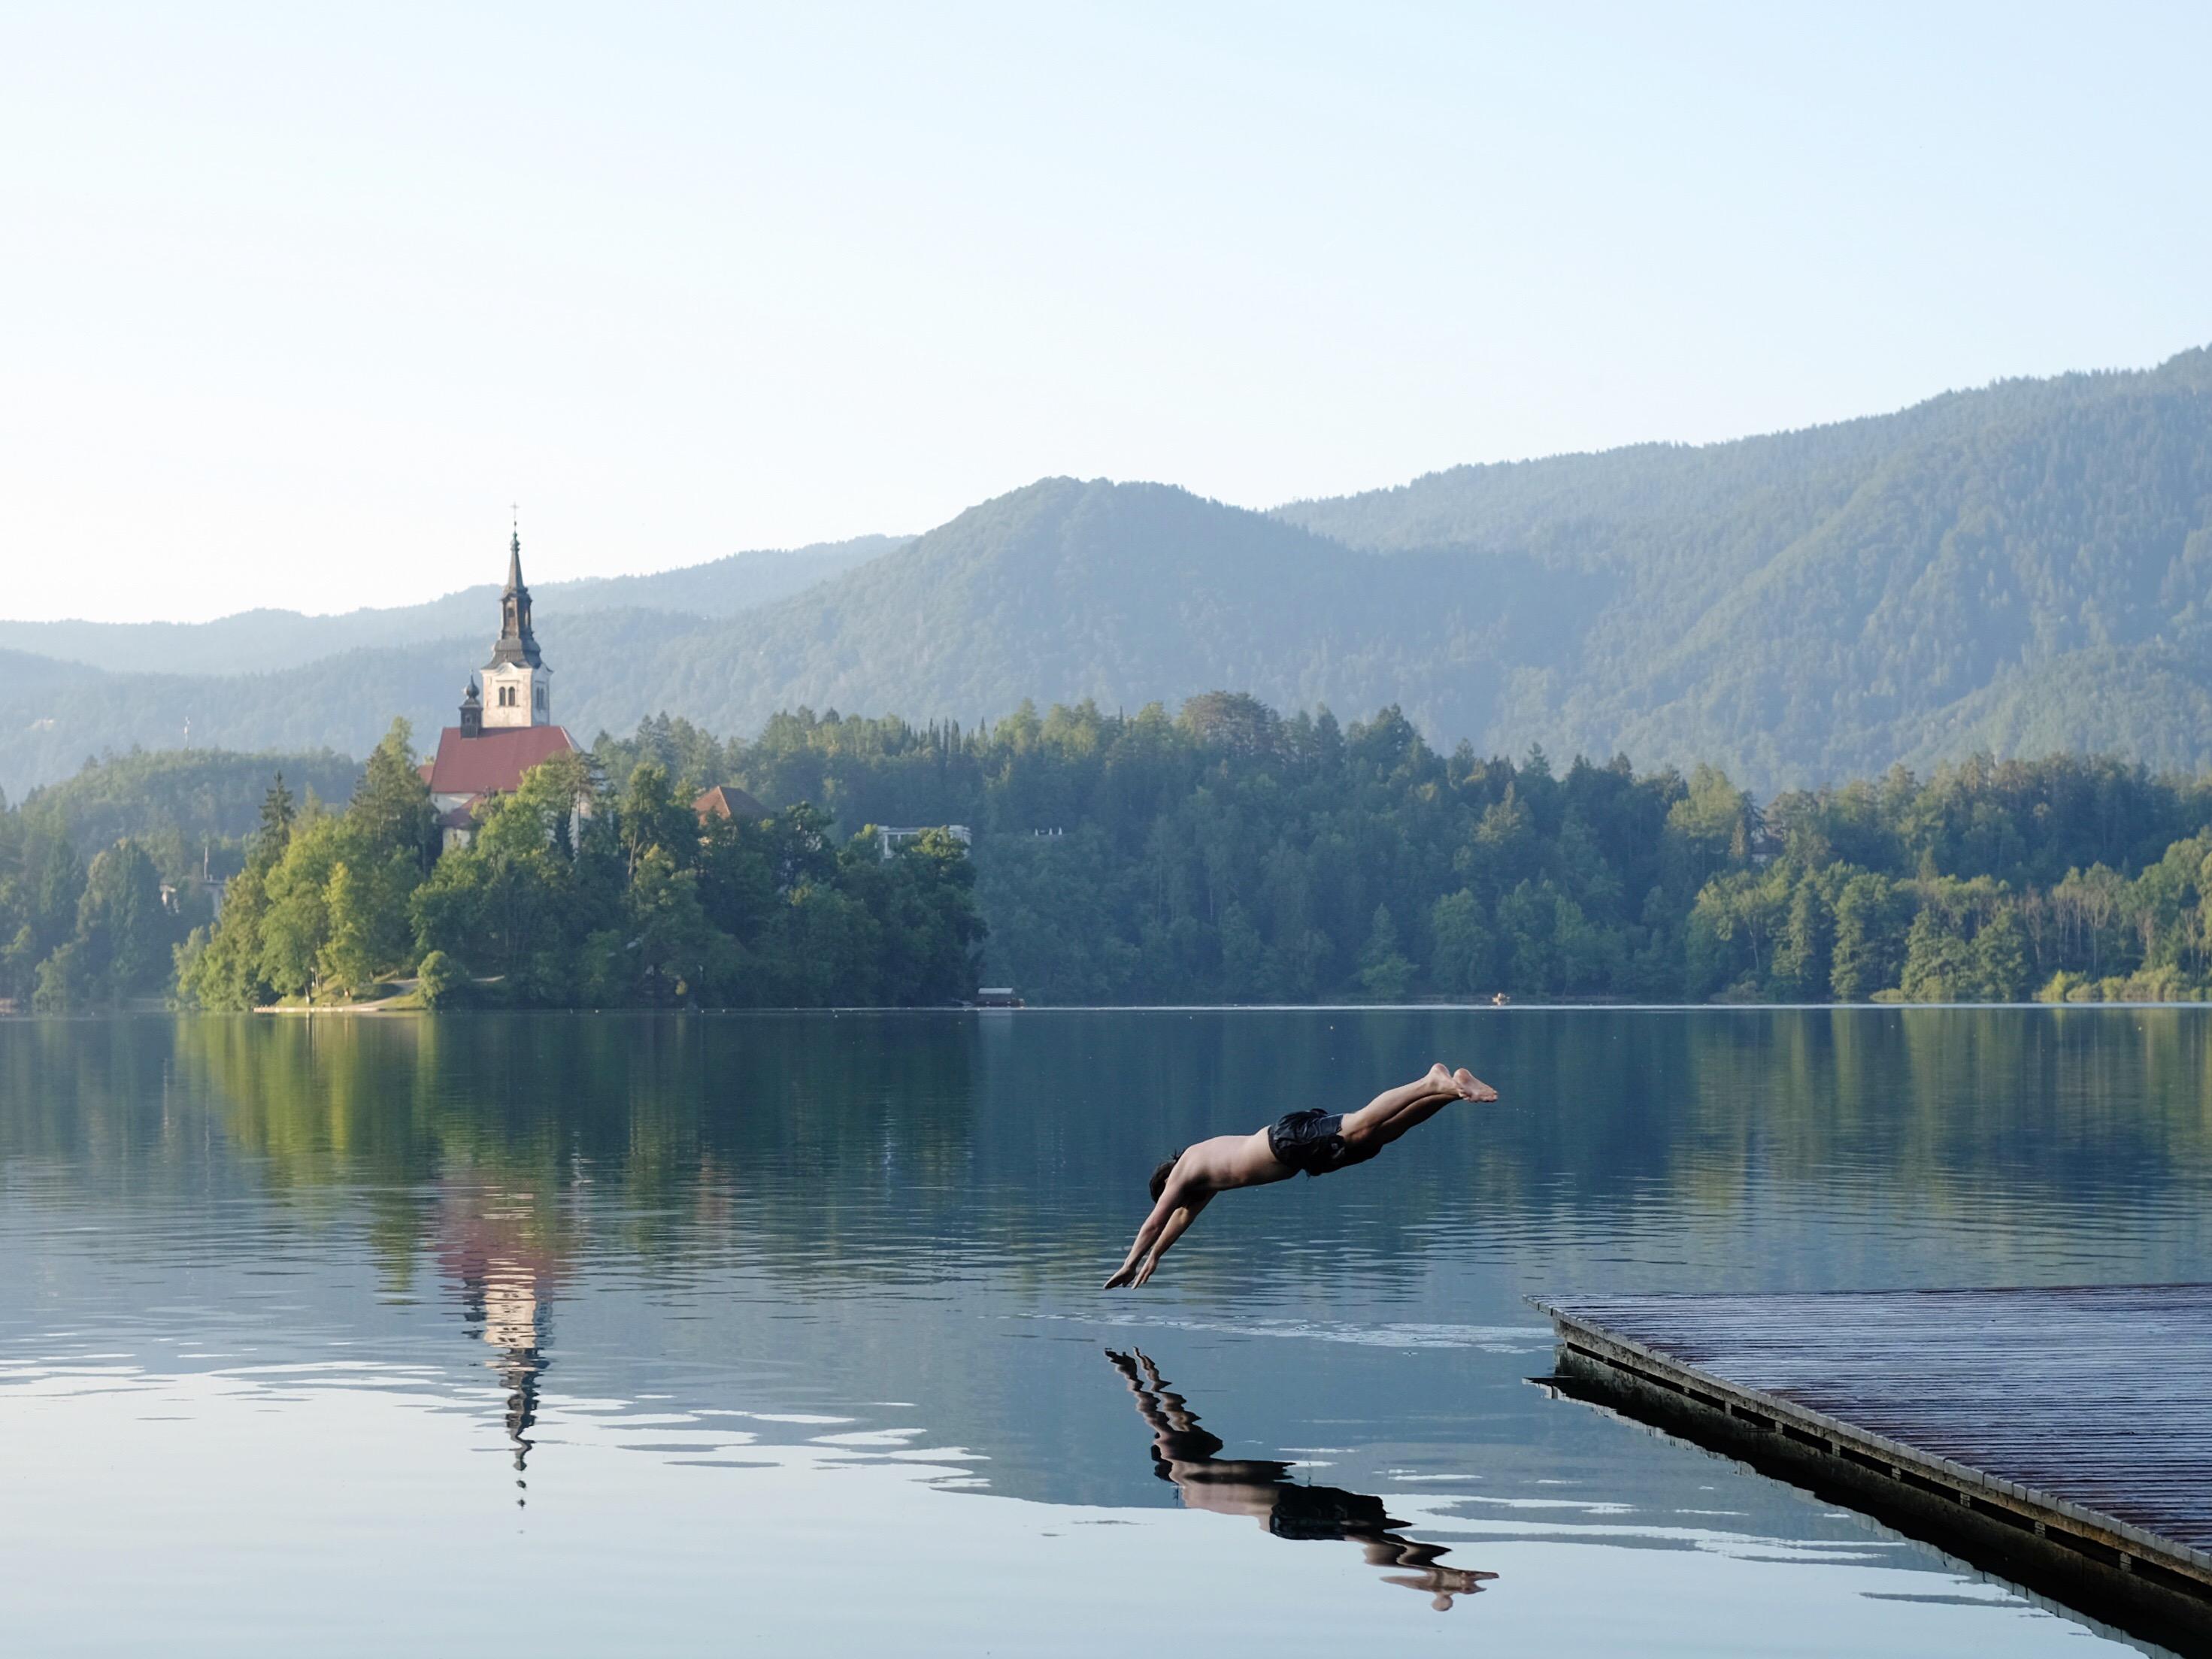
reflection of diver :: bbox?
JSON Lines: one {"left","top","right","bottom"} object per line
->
{"left": 1106, "top": 1350, "right": 1497, "bottom": 1611}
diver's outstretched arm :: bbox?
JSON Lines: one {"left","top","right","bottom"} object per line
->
{"left": 1131, "top": 1191, "right": 1211, "bottom": 1285}
{"left": 1105, "top": 1186, "right": 1179, "bottom": 1288}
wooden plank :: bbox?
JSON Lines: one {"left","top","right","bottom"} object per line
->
{"left": 1533, "top": 1285, "right": 2212, "bottom": 1654}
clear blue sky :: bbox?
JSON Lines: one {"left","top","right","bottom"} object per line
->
{"left": 4, "top": 2, "right": 2207, "bottom": 622}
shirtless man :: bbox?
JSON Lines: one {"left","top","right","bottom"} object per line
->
{"left": 1104, "top": 1063, "right": 1498, "bottom": 1288}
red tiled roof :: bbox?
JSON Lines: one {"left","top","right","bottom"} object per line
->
{"left": 695, "top": 784, "right": 769, "bottom": 821}
{"left": 435, "top": 798, "right": 484, "bottom": 831}
{"left": 424, "top": 725, "right": 578, "bottom": 797}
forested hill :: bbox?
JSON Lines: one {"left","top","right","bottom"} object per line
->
{"left": 4, "top": 347, "right": 2210, "bottom": 797}
{"left": 589, "top": 347, "right": 2212, "bottom": 787}
{"left": 1277, "top": 347, "right": 2212, "bottom": 783}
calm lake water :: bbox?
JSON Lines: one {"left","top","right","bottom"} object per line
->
{"left": 5, "top": 1009, "right": 2210, "bottom": 1655}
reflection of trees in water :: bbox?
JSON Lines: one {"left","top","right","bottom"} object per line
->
{"left": 0, "top": 1015, "right": 179, "bottom": 1161}
{"left": 160, "top": 1013, "right": 983, "bottom": 1282}
{"left": 1449, "top": 1008, "right": 2212, "bottom": 1238}
{"left": 962, "top": 1007, "right": 2212, "bottom": 1292}
{"left": 1104, "top": 1349, "right": 1494, "bottom": 1612}
{"left": 10, "top": 1009, "right": 2212, "bottom": 1294}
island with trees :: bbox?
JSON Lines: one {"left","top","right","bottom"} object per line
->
{"left": 6, "top": 694, "right": 2212, "bottom": 1011}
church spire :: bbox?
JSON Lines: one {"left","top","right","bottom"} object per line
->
{"left": 489, "top": 519, "right": 542, "bottom": 669}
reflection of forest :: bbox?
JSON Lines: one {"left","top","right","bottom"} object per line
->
{"left": 1106, "top": 1349, "right": 1495, "bottom": 1610}
{"left": 161, "top": 1013, "right": 987, "bottom": 1290}
{"left": 4, "top": 1010, "right": 2210, "bottom": 1290}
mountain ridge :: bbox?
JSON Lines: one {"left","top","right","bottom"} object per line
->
{"left": 4, "top": 347, "right": 2209, "bottom": 800}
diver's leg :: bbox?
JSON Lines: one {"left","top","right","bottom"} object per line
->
{"left": 1350, "top": 1093, "right": 1457, "bottom": 1150}
{"left": 1344, "top": 1067, "right": 1494, "bottom": 1150}
{"left": 1340, "top": 1066, "right": 1455, "bottom": 1139}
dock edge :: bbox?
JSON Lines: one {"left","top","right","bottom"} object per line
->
{"left": 1531, "top": 1294, "right": 2212, "bottom": 1656}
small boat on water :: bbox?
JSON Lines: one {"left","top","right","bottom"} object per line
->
{"left": 973, "top": 987, "right": 1024, "bottom": 1010}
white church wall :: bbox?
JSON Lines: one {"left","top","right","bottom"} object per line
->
{"left": 481, "top": 663, "right": 550, "bottom": 728}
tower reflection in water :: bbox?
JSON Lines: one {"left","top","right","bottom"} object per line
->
{"left": 438, "top": 1182, "right": 558, "bottom": 1505}
{"left": 1106, "top": 1351, "right": 1496, "bottom": 1611}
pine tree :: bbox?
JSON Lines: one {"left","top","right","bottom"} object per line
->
{"left": 75, "top": 840, "right": 168, "bottom": 998}
{"left": 1357, "top": 904, "right": 1415, "bottom": 1001}
{"left": 348, "top": 720, "right": 437, "bottom": 873}
{"left": 251, "top": 774, "right": 297, "bottom": 877}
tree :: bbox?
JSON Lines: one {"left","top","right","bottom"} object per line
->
{"left": 868, "top": 826, "right": 984, "bottom": 1005}
{"left": 1427, "top": 889, "right": 1493, "bottom": 998}
{"left": 620, "top": 761, "right": 695, "bottom": 876}
{"left": 1665, "top": 766, "right": 1755, "bottom": 892}
{"left": 1356, "top": 905, "right": 1415, "bottom": 1001}
{"left": 412, "top": 758, "right": 595, "bottom": 988}
{"left": 74, "top": 840, "right": 168, "bottom": 999}
{"left": 1683, "top": 867, "right": 1787, "bottom": 999}
{"left": 1462, "top": 788, "right": 1537, "bottom": 899}
{"left": 318, "top": 860, "right": 377, "bottom": 997}
{"left": 349, "top": 720, "right": 438, "bottom": 873}
{"left": 1898, "top": 907, "right": 1974, "bottom": 1002}
{"left": 178, "top": 864, "right": 274, "bottom": 1010}
{"left": 1830, "top": 874, "right": 1904, "bottom": 1001}
{"left": 258, "top": 813, "right": 345, "bottom": 1001}
{"left": 1768, "top": 878, "right": 1832, "bottom": 1001}
{"left": 26, "top": 829, "right": 86, "bottom": 957}
{"left": 253, "top": 774, "right": 297, "bottom": 875}
{"left": 32, "top": 940, "right": 92, "bottom": 1011}
{"left": 414, "top": 948, "right": 460, "bottom": 1010}
{"left": 622, "top": 846, "right": 722, "bottom": 1005}
{"left": 1973, "top": 909, "right": 2032, "bottom": 1001}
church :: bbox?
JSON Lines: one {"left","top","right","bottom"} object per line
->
{"left": 421, "top": 531, "right": 581, "bottom": 851}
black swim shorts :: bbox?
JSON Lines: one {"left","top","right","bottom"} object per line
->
{"left": 1266, "top": 1108, "right": 1379, "bottom": 1177}
{"left": 1266, "top": 1482, "right": 1399, "bottom": 1541}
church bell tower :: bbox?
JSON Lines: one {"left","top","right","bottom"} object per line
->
{"left": 480, "top": 526, "right": 550, "bottom": 728}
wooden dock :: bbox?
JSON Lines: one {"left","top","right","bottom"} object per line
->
{"left": 1533, "top": 1285, "right": 2212, "bottom": 1654}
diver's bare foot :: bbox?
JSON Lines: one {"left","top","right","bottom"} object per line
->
{"left": 1456, "top": 1068, "right": 1498, "bottom": 1103}
{"left": 1425, "top": 1061, "right": 1454, "bottom": 1092}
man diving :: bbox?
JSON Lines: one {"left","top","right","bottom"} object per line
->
{"left": 1104, "top": 1063, "right": 1498, "bottom": 1288}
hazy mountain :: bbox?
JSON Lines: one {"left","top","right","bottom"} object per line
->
{"left": 621, "top": 478, "right": 1595, "bottom": 741}
{"left": 5, "top": 349, "right": 2211, "bottom": 800}
{"left": 0, "top": 609, "right": 723, "bottom": 801}
{"left": 0, "top": 536, "right": 901, "bottom": 676}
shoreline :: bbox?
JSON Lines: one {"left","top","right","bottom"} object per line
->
{"left": 10, "top": 999, "right": 2212, "bottom": 1020}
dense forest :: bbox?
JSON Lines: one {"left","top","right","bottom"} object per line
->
{"left": 3, "top": 349, "right": 2210, "bottom": 801}
{"left": 10, "top": 696, "right": 2212, "bottom": 1011}
{"left": 604, "top": 695, "right": 2212, "bottom": 1006}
